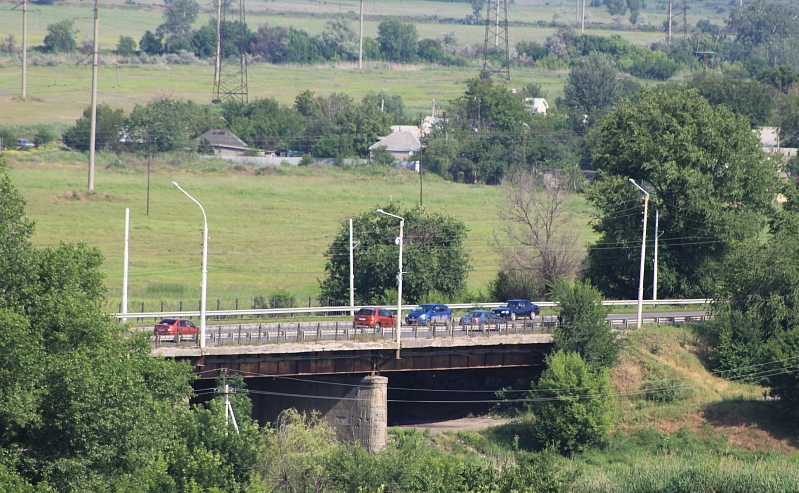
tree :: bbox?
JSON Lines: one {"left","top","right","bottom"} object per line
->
{"left": 377, "top": 20, "right": 419, "bottom": 63}
{"left": 626, "top": 0, "right": 641, "bottom": 24}
{"left": 251, "top": 24, "right": 291, "bottom": 62}
{"left": 320, "top": 19, "right": 359, "bottom": 61}
{"left": 775, "top": 93, "right": 799, "bottom": 147}
{"left": 527, "top": 351, "right": 613, "bottom": 453}
{"left": 139, "top": 30, "right": 163, "bottom": 55}
{"left": 116, "top": 35, "right": 137, "bottom": 56}
{"left": 156, "top": 0, "right": 200, "bottom": 52}
{"left": 688, "top": 75, "right": 776, "bottom": 127}
{"left": 33, "top": 128, "right": 56, "bottom": 148}
{"left": 190, "top": 24, "right": 218, "bottom": 58}
{"left": 561, "top": 52, "right": 618, "bottom": 115}
{"left": 728, "top": 0, "right": 799, "bottom": 67}
{"left": 549, "top": 279, "right": 619, "bottom": 370}
{"left": 471, "top": 0, "right": 486, "bottom": 22}
{"left": 362, "top": 90, "right": 405, "bottom": 124}
{"left": 761, "top": 327, "right": 799, "bottom": 424}
{"left": 493, "top": 171, "right": 582, "bottom": 300}
{"left": 320, "top": 203, "right": 471, "bottom": 304}
{"left": 603, "top": 0, "right": 627, "bottom": 17}
{"left": 0, "top": 159, "right": 200, "bottom": 490}
{"left": 585, "top": 88, "right": 778, "bottom": 299}
{"left": 127, "top": 99, "right": 216, "bottom": 153}
{"left": 62, "top": 104, "right": 127, "bottom": 152}
{"left": 42, "top": 20, "right": 77, "bottom": 53}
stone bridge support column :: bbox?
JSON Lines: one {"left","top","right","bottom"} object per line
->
{"left": 248, "top": 374, "right": 387, "bottom": 452}
{"left": 340, "top": 375, "right": 387, "bottom": 452}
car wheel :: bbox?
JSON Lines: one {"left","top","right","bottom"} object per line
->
{"left": 374, "top": 322, "right": 381, "bottom": 330}
{"left": 510, "top": 312, "right": 517, "bottom": 321}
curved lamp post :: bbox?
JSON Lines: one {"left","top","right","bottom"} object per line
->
{"left": 629, "top": 179, "right": 649, "bottom": 330}
{"left": 173, "top": 182, "right": 208, "bottom": 348}
{"left": 376, "top": 209, "right": 404, "bottom": 359}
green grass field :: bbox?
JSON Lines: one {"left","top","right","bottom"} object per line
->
{"left": 6, "top": 151, "right": 597, "bottom": 309}
{"left": 0, "top": 0, "right": 727, "bottom": 126}
{"left": 0, "top": 62, "right": 575, "bottom": 126}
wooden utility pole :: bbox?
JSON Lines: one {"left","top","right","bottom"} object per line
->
{"left": 88, "top": 0, "right": 99, "bottom": 191}
{"left": 667, "top": 0, "right": 672, "bottom": 44}
{"left": 358, "top": 0, "right": 364, "bottom": 69}
{"left": 580, "top": 0, "right": 585, "bottom": 34}
{"left": 22, "top": 0, "right": 27, "bottom": 97}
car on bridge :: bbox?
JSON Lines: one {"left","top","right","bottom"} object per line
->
{"left": 491, "top": 300, "right": 540, "bottom": 320}
{"left": 405, "top": 303, "right": 452, "bottom": 326}
{"left": 153, "top": 318, "right": 198, "bottom": 338}
{"left": 353, "top": 308, "right": 396, "bottom": 330}
{"left": 459, "top": 310, "right": 503, "bottom": 329}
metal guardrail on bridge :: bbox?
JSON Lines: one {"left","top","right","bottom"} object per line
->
{"left": 117, "top": 299, "right": 711, "bottom": 320}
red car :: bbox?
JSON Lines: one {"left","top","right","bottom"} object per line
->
{"left": 153, "top": 318, "right": 198, "bottom": 337}
{"left": 353, "top": 308, "right": 396, "bottom": 329}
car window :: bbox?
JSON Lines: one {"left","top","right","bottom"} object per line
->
{"left": 179, "top": 320, "right": 187, "bottom": 327}
{"left": 436, "top": 306, "right": 447, "bottom": 312}
{"left": 356, "top": 308, "right": 373, "bottom": 315}
{"left": 465, "top": 311, "right": 479, "bottom": 317}
{"left": 159, "top": 318, "right": 177, "bottom": 325}
{"left": 413, "top": 305, "right": 427, "bottom": 312}
{"left": 188, "top": 321, "right": 196, "bottom": 328}
{"left": 508, "top": 301, "right": 520, "bottom": 307}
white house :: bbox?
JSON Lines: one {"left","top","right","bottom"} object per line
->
{"left": 524, "top": 98, "right": 549, "bottom": 115}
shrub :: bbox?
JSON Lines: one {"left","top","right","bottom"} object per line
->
{"left": 33, "top": 128, "right": 56, "bottom": 148}
{"left": 550, "top": 279, "right": 620, "bottom": 370}
{"left": 527, "top": 351, "right": 614, "bottom": 453}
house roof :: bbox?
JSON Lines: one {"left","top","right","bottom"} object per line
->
{"left": 369, "top": 130, "right": 422, "bottom": 153}
{"left": 199, "top": 129, "right": 248, "bottom": 150}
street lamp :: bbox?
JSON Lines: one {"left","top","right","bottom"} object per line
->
{"left": 376, "top": 209, "right": 404, "bottom": 359}
{"left": 173, "top": 182, "right": 208, "bottom": 349}
{"left": 629, "top": 178, "right": 649, "bottom": 330}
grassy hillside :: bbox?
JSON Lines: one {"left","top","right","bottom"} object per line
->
{"left": 430, "top": 323, "right": 799, "bottom": 490}
{"left": 0, "top": 62, "right": 575, "bottom": 126}
{"left": 6, "top": 151, "right": 596, "bottom": 309}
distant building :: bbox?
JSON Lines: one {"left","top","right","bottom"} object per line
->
{"left": 756, "top": 126, "right": 798, "bottom": 160}
{"left": 198, "top": 129, "right": 249, "bottom": 156}
{"left": 525, "top": 98, "right": 549, "bottom": 115}
{"left": 368, "top": 129, "right": 422, "bottom": 161}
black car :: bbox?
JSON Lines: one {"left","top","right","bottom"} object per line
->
{"left": 491, "top": 300, "right": 540, "bottom": 320}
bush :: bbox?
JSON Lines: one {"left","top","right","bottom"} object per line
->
{"left": 550, "top": 279, "right": 620, "bottom": 370}
{"left": 116, "top": 36, "right": 137, "bottom": 56}
{"left": 0, "top": 128, "right": 15, "bottom": 150}
{"left": 33, "top": 128, "right": 56, "bottom": 148}
{"left": 527, "top": 351, "right": 614, "bottom": 453}
{"left": 299, "top": 153, "right": 314, "bottom": 166}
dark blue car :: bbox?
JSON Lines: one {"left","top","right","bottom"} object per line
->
{"left": 491, "top": 300, "right": 540, "bottom": 320}
{"left": 405, "top": 303, "right": 451, "bottom": 326}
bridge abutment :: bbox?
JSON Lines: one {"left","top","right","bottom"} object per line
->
{"left": 248, "top": 374, "right": 387, "bottom": 452}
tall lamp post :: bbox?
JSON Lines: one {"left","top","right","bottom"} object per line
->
{"left": 173, "top": 182, "right": 208, "bottom": 349}
{"left": 629, "top": 179, "right": 649, "bottom": 329}
{"left": 376, "top": 209, "right": 404, "bottom": 359}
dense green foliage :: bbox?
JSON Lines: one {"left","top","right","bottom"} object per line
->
{"left": 526, "top": 351, "right": 614, "bottom": 453}
{"left": 586, "top": 88, "right": 778, "bottom": 299}
{"left": 42, "top": 20, "right": 77, "bottom": 54}
{"left": 550, "top": 279, "right": 619, "bottom": 370}
{"left": 320, "top": 203, "right": 471, "bottom": 304}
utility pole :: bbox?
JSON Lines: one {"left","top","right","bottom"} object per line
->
{"left": 88, "top": 0, "right": 99, "bottom": 191}
{"left": 667, "top": 0, "right": 672, "bottom": 44}
{"left": 349, "top": 218, "right": 354, "bottom": 316}
{"left": 683, "top": 0, "right": 688, "bottom": 38}
{"left": 222, "top": 372, "right": 240, "bottom": 435}
{"left": 575, "top": 0, "right": 579, "bottom": 26}
{"left": 146, "top": 124, "right": 152, "bottom": 215}
{"left": 652, "top": 209, "right": 659, "bottom": 301}
{"left": 481, "top": 0, "right": 510, "bottom": 80}
{"left": 580, "top": 0, "right": 585, "bottom": 34}
{"left": 358, "top": 0, "right": 364, "bottom": 69}
{"left": 22, "top": 0, "right": 27, "bottom": 97}
{"left": 122, "top": 208, "right": 129, "bottom": 323}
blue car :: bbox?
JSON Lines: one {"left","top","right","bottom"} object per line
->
{"left": 405, "top": 303, "right": 452, "bottom": 326}
{"left": 491, "top": 300, "right": 540, "bottom": 320}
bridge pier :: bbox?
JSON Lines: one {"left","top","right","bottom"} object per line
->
{"left": 248, "top": 374, "right": 388, "bottom": 452}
